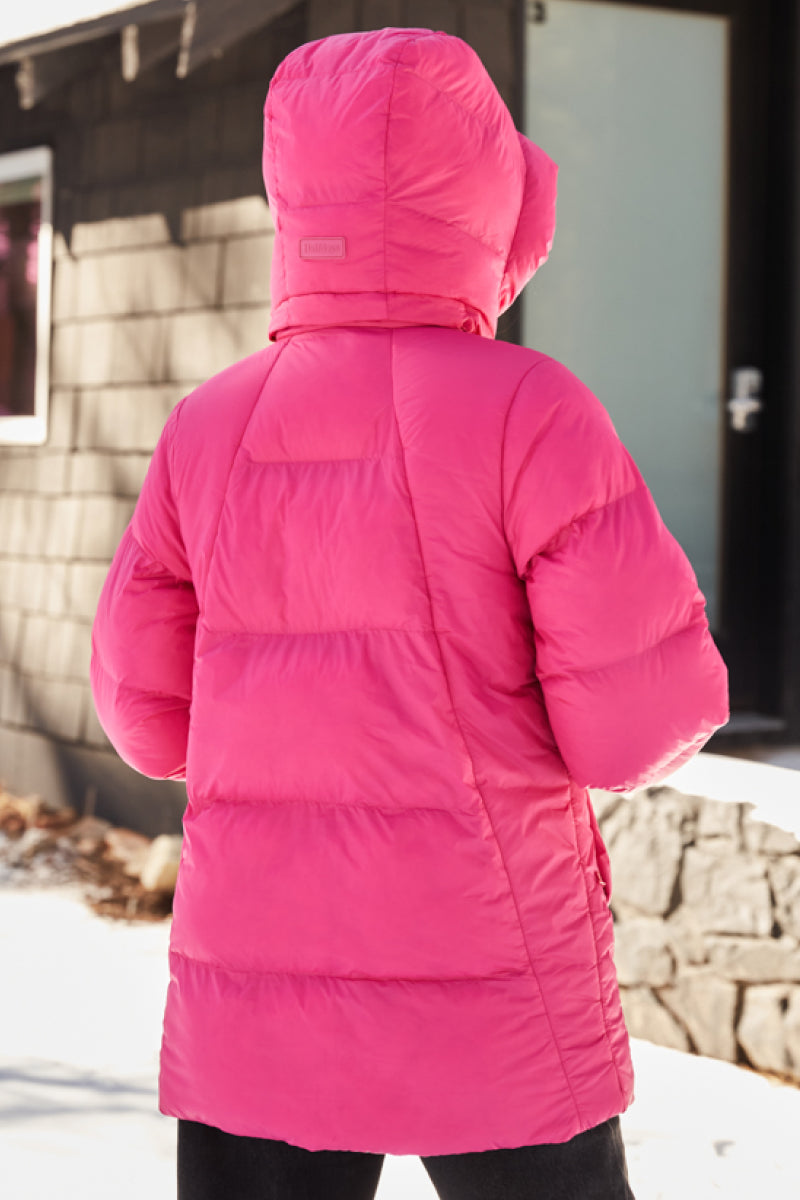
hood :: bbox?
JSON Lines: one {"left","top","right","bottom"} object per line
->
{"left": 263, "top": 27, "right": 557, "bottom": 341}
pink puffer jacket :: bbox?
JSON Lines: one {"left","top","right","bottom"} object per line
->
{"left": 91, "top": 28, "right": 729, "bottom": 1154}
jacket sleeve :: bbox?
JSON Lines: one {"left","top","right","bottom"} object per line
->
{"left": 91, "top": 401, "right": 198, "bottom": 781}
{"left": 503, "top": 358, "right": 729, "bottom": 792}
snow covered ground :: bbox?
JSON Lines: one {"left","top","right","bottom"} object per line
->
{"left": 2, "top": 886, "right": 800, "bottom": 1200}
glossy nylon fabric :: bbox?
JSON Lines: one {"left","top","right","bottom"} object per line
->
{"left": 91, "top": 29, "right": 729, "bottom": 1154}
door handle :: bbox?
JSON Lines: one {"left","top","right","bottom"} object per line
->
{"left": 727, "top": 367, "right": 763, "bottom": 432}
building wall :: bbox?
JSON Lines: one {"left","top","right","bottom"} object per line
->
{"left": 0, "top": 7, "right": 306, "bottom": 831}
{"left": 0, "top": 0, "right": 519, "bottom": 833}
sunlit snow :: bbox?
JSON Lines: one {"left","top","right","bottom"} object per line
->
{"left": 2, "top": 886, "right": 800, "bottom": 1199}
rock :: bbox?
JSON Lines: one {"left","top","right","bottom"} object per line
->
{"left": 664, "top": 910, "right": 709, "bottom": 966}
{"left": 140, "top": 834, "right": 182, "bottom": 893}
{"left": 619, "top": 987, "right": 691, "bottom": 1052}
{"left": 5, "top": 827, "right": 58, "bottom": 865}
{"left": 743, "top": 816, "right": 800, "bottom": 856}
{"left": 737, "top": 984, "right": 800, "bottom": 1078}
{"left": 681, "top": 848, "right": 772, "bottom": 936}
{"left": 602, "top": 790, "right": 694, "bottom": 916}
{"left": 0, "top": 809, "right": 26, "bottom": 839}
{"left": 646, "top": 787, "right": 700, "bottom": 846}
{"left": 104, "top": 827, "right": 150, "bottom": 878}
{"left": 33, "top": 802, "right": 78, "bottom": 831}
{"left": 68, "top": 815, "right": 113, "bottom": 856}
{"left": 658, "top": 971, "right": 738, "bottom": 1062}
{"left": 706, "top": 936, "right": 800, "bottom": 983}
{"left": 769, "top": 859, "right": 800, "bottom": 940}
{"left": 696, "top": 797, "right": 743, "bottom": 853}
{"left": 613, "top": 918, "right": 675, "bottom": 987}
{"left": 0, "top": 792, "right": 40, "bottom": 820}
{"left": 0, "top": 792, "right": 43, "bottom": 838}
{"left": 788, "top": 993, "right": 800, "bottom": 1070}
{"left": 19, "top": 828, "right": 60, "bottom": 862}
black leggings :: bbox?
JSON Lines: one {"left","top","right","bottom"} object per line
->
{"left": 177, "top": 1115, "right": 636, "bottom": 1199}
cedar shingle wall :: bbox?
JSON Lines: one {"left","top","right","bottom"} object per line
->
{"left": 0, "top": 0, "right": 519, "bottom": 832}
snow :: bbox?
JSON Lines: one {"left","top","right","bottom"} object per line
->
{"left": 1, "top": 3, "right": 157, "bottom": 50}
{"left": 663, "top": 753, "right": 800, "bottom": 838}
{"left": 2, "top": 886, "right": 800, "bottom": 1200}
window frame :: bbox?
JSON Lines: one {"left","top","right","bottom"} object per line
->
{"left": 0, "top": 145, "right": 53, "bottom": 446}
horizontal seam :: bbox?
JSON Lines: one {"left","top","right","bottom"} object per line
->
{"left": 281, "top": 198, "right": 386, "bottom": 211}
{"left": 93, "top": 654, "right": 191, "bottom": 703}
{"left": 271, "top": 287, "right": 479, "bottom": 308}
{"left": 271, "top": 60, "right": 402, "bottom": 85}
{"left": 240, "top": 453, "right": 383, "bottom": 467}
{"left": 170, "top": 949, "right": 529, "bottom": 985}
{"left": 197, "top": 626, "right": 440, "bottom": 638}
{"left": 272, "top": 62, "right": 499, "bottom": 140}
{"left": 538, "top": 618, "right": 705, "bottom": 684}
{"left": 531, "top": 481, "right": 646, "bottom": 564}
{"left": 190, "top": 796, "right": 465, "bottom": 816}
{"left": 278, "top": 197, "right": 504, "bottom": 259}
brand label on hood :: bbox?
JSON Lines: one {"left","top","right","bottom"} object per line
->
{"left": 299, "top": 237, "right": 346, "bottom": 260}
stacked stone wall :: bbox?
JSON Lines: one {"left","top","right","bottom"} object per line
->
{"left": 594, "top": 786, "right": 800, "bottom": 1082}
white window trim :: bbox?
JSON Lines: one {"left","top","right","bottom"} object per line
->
{"left": 0, "top": 145, "right": 53, "bottom": 446}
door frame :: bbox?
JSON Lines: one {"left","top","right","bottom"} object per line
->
{"left": 516, "top": 0, "right": 796, "bottom": 736}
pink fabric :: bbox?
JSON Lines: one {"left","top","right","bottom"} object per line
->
{"left": 91, "top": 29, "right": 728, "bottom": 1154}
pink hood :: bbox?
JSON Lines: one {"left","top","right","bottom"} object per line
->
{"left": 264, "top": 27, "right": 557, "bottom": 340}
{"left": 91, "top": 29, "right": 728, "bottom": 1155}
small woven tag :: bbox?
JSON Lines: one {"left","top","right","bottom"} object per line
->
{"left": 299, "top": 237, "right": 346, "bottom": 259}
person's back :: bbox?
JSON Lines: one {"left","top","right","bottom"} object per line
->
{"left": 91, "top": 25, "right": 729, "bottom": 1197}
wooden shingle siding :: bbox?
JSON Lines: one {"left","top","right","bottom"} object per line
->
{"left": 0, "top": 6, "right": 306, "bottom": 827}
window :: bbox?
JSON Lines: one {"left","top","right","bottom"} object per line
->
{"left": 0, "top": 146, "right": 53, "bottom": 445}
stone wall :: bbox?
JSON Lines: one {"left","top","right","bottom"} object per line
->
{"left": 593, "top": 785, "right": 800, "bottom": 1081}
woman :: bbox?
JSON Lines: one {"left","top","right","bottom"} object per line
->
{"left": 91, "top": 26, "right": 729, "bottom": 1200}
